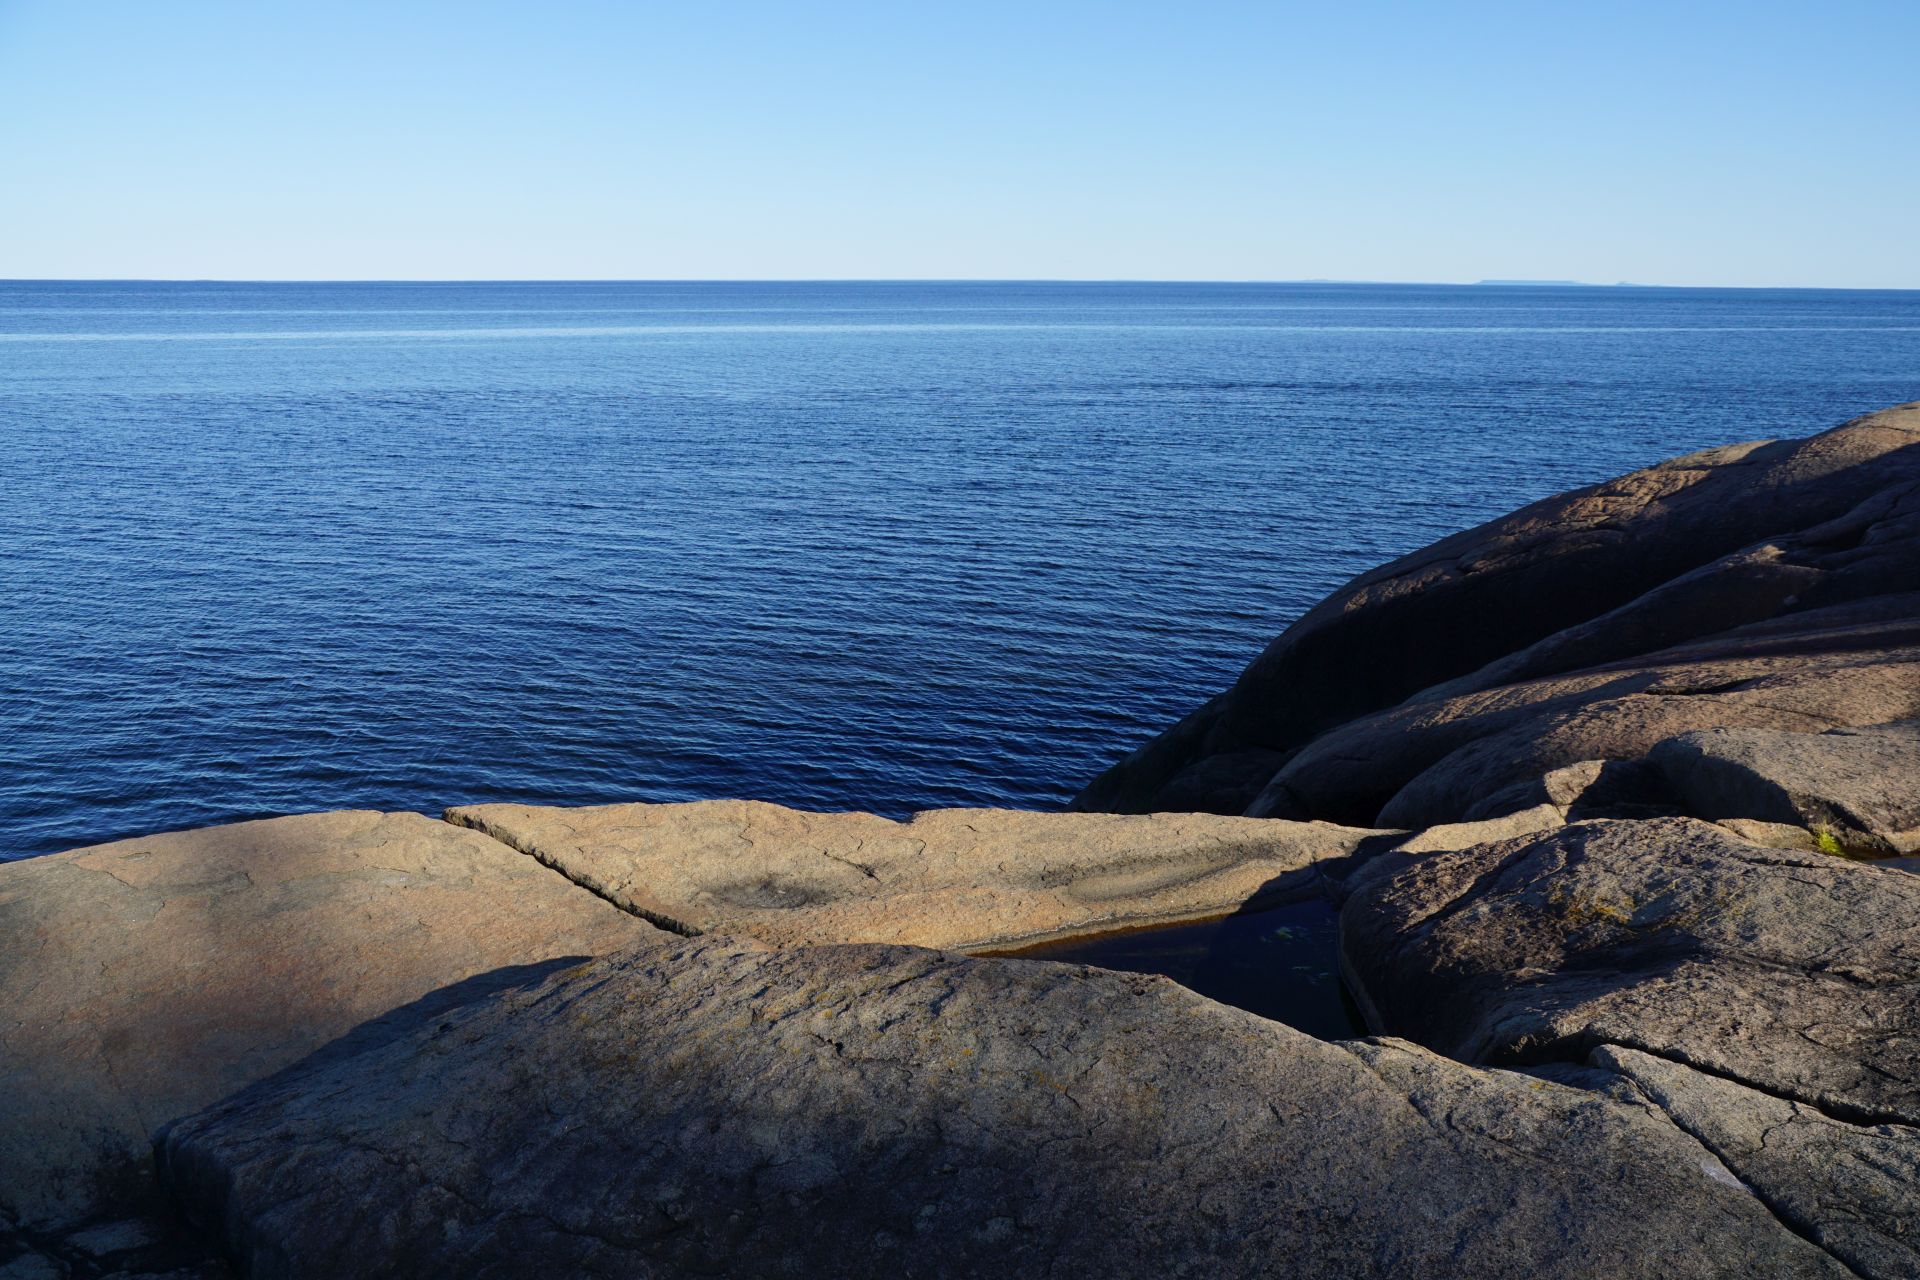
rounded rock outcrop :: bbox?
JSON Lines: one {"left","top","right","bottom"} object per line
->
{"left": 1074, "top": 403, "right": 1920, "bottom": 825}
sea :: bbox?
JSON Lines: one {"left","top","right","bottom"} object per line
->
{"left": 4, "top": 280, "right": 1918, "bottom": 861}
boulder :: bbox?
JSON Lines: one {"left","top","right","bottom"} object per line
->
{"left": 1594, "top": 1045, "right": 1920, "bottom": 1280}
{"left": 446, "top": 799, "right": 1378, "bottom": 950}
{"left": 0, "top": 811, "right": 654, "bottom": 1235}
{"left": 159, "top": 939, "right": 1844, "bottom": 1279}
{"left": 1073, "top": 403, "right": 1920, "bottom": 818}
{"left": 1651, "top": 721, "right": 1920, "bottom": 854}
{"left": 1340, "top": 818, "right": 1920, "bottom": 1125}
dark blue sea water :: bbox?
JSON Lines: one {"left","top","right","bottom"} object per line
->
{"left": 4, "top": 281, "right": 1918, "bottom": 861}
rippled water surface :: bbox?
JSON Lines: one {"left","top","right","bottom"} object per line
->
{"left": 4, "top": 280, "right": 1919, "bottom": 859}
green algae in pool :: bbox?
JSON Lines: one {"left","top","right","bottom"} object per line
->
{"left": 995, "top": 897, "right": 1364, "bottom": 1039}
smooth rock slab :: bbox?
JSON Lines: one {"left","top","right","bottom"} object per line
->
{"left": 160, "top": 939, "right": 1845, "bottom": 1279}
{"left": 1388, "top": 802, "right": 1564, "bottom": 855}
{"left": 1594, "top": 1046, "right": 1920, "bottom": 1280}
{"left": 1341, "top": 817, "right": 1920, "bottom": 1125}
{"left": 1652, "top": 721, "right": 1920, "bottom": 854}
{"left": 446, "top": 799, "right": 1378, "bottom": 950}
{"left": 0, "top": 811, "right": 654, "bottom": 1232}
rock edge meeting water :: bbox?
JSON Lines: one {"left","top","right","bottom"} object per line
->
{"left": 4, "top": 279, "right": 1918, "bottom": 859}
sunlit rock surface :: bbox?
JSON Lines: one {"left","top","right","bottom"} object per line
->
{"left": 0, "top": 811, "right": 654, "bottom": 1238}
{"left": 1341, "top": 818, "right": 1920, "bottom": 1125}
{"left": 1651, "top": 720, "right": 1920, "bottom": 854}
{"left": 447, "top": 799, "right": 1380, "bottom": 950}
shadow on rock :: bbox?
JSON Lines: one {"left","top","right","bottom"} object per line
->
{"left": 157, "top": 938, "right": 1843, "bottom": 1279}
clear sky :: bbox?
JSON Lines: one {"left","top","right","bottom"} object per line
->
{"left": 2, "top": 1, "right": 1916, "bottom": 285}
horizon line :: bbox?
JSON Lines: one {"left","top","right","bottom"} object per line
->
{"left": 4, "top": 277, "right": 1920, "bottom": 292}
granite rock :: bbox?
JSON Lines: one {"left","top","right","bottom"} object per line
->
{"left": 160, "top": 939, "right": 1844, "bottom": 1279}
{"left": 1651, "top": 721, "right": 1920, "bottom": 854}
{"left": 1341, "top": 817, "right": 1920, "bottom": 1124}
{"left": 446, "top": 799, "right": 1378, "bottom": 950}
{"left": 1074, "top": 403, "right": 1920, "bottom": 819}
{"left": 1262, "top": 603, "right": 1920, "bottom": 828}
{"left": 0, "top": 811, "right": 653, "bottom": 1233}
{"left": 1388, "top": 803, "right": 1563, "bottom": 855}
{"left": 1595, "top": 1045, "right": 1920, "bottom": 1280}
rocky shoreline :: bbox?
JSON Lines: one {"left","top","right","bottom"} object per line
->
{"left": 5, "top": 404, "right": 1918, "bottom": 1278}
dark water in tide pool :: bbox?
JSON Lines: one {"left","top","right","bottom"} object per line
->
{"left": 4, "top": 281, "right": 1920, "bottom": 860}
{"left": 992, "top": 898, "right": 1361, "bottom": 1038}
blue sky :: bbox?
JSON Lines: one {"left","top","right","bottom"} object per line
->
{"left": 2, "top": 1, "right": 1915, "bottom": 285}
